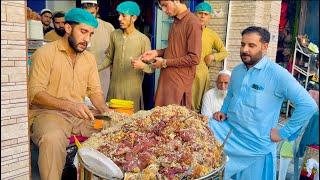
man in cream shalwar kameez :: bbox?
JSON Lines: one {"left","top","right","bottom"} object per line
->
{"left": 81, "top": 0, "right": 115, "bottom": 100}
{"left": 192, "top": 2, "right": 228, "bottom": 112}
{"left": 98, "top": 1, "right": 151, "bottom": 111}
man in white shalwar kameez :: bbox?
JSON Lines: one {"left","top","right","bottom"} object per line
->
{"left": 81, "top": 0, "right": 115, "bottom": 100}
{"left": 201, "top": 70, "right": 231, "bottom": 118}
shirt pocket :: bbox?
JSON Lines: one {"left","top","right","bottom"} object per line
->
{"left": 243, "top": 91, "right": 257, "bottom": 108}
{"left": 244, "top": 88, "right": 271, "bottom": 137}
{"left": 243, "top": 88, "right": 264, "bottom": 108}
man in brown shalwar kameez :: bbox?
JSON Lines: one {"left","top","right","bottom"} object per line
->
{"left": 141, "top": 0, "right": 202, "bottom": 109}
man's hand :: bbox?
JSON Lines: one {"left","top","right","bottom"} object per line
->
{"left": 270, "top": 128, "right": 282, "bottom": 142}
{"left": 213, "top": 111, "right": 227, "bottom": 121}
{"left": 151, "top": 57, "right": 164, "bottom": 69}
{"left": 141, "top": 50, "right": 158, "bottom": 62}
{"left": 131, "top": 57, "right": 147, "bottom": 70}
{"left": 101, "top": 106, "right": 114, "bottom": 114}
{"left": 90, "top": 108, "right": 100, "bottom": 116}
{"left": 67, "top": 102, "right": 94, "bottom": 121}
{"left": 204, "top": 54, "right": 214, "bottom": 65}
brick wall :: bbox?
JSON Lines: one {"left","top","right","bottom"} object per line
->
{"left": 205, "top": 1, "right": 281, "bottom": 88}
{"left": 225, "top": 1, "right": 281, "bottom": 71}
{"left": 1, "top": 1, "right": 30, "bottom": 179}
{"left": 207, "top": 0, "right": 229, "bottom": 88}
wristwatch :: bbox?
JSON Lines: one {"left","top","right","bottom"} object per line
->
{"left": 162, "top": 58, "right": 167, "bottom": 68}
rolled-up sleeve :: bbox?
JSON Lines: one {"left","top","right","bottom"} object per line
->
{"left": 28, "top": 49, "right": 51, "bottom": 104}
{"left": 87, "top": 56, "right": 103, "bottom": 97}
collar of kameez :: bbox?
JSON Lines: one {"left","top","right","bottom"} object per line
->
{"left": 253, "top": 55, "right": 268, "bottom": 70}
{"left": 175, "top": 9, "right": 189, "bottom": 20}
{"left": 121, "top": 29, "right": 138, "bottom": 37}
{"left": 240, "top": 55, "right": 268, "bottom": 70}
{"left": 57, "top": 39, "right": 67, "bottom": 52}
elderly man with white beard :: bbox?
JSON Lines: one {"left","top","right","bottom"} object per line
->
{"left": 201, "top": 69, "right": 231, "bottom": 118}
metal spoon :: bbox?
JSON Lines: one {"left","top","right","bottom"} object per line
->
{"left": 221, "top": 129, "right": 232, "bottom": 149}
{"left": 94, "top": 114, "right": 112, "bottom": 121}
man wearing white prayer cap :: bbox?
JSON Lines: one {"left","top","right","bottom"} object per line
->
{"left": 40, "top": 8, "right": 53, "bottom": 35}
{"left": 81, "top": 0, "right": 115, "bottom": 101}
{"left": 201, "top": 69, "right": 231, "bottom": 118}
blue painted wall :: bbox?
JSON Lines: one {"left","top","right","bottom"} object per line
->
{"left": 27, "top": 0, "right": 46, "bottom": 14}
{"left": 303, "top": 0, "right": 319, "bottom": 46}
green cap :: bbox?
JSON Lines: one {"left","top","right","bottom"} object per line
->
{"left": 65, "top": 8, "right": 98, "bottom": 28}
{"left": 195, "top": 2, "right": 213, "bottom": 14}
{"left": 116, "top": 1, "right": 140, "bottom": 16}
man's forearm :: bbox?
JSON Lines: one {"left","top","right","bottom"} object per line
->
{"left": 98, "top": 60, "right": 110, "bottom": 71}
{"left": 32, "top": 91, "right": 72, "bottom": 111}
{"left": 89, "top": 93, "right": 107, "bottom": 113}
{"left": 213, "top": 50, "right": 229, "bottom": 62}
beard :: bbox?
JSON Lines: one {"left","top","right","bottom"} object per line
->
{"left": 240, "top": 51, "right": 263, "bottom": 67}
{"left": 68, "top": 31, "right": 87, "bottom": 53}
{"left": 216, "top": 88, "right": 227, "bottom": 98}
{"left": 55, "top": 27, "right": 65, "bottom": 37}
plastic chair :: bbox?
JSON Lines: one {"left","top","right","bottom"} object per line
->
{"left": 277, "top": 112, "right": 317, "bottom": 180}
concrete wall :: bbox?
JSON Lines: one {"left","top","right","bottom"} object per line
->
{"left": 206, "top": 0, "right": 229, "bottom": 88}
{"left": 1, "top": 1, "right": 30, "bottom": 179}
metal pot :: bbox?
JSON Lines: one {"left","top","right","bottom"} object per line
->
{"left": 196, "top": 154, "right": 228, "bottom": 180}
{"left": 78, "top": 154, "right": 228, "bottom": 180}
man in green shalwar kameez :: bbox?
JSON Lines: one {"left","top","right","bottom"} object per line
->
{"left": 98, "top": 1, "right": 152, "bottom": 112}
{"left": 192, "top": 2, "right": 229, "bottom": 112}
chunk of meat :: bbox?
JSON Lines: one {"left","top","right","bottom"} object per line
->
{"left": 132, "top": 138, "right": 157, "bottom": 154}
{"left": 137, "top": 152, "right": 154, "bottom": 170}
{"left": 125, "top": 152, "right": 134, "bottom": 161}
{"left": 114, "top": 146, "right": 130, "bottom": 156}
{"left": 123, "top": 160, "right": 139, "bottom": 172}
{"left": 179, "top": 129, "right": 194, "bottom": 142}
{"left": 178, "top": 152, "right": 192, "bottom": 165}
{"left": 160, "top": 167, "right": 186, "bottom": 178}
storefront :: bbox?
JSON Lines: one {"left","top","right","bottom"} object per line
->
{"left": 276, "top": 0, "right": 319, "bottom": 68}
{"left": 26, "top": 0, "right": 203, "bottom": 111}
